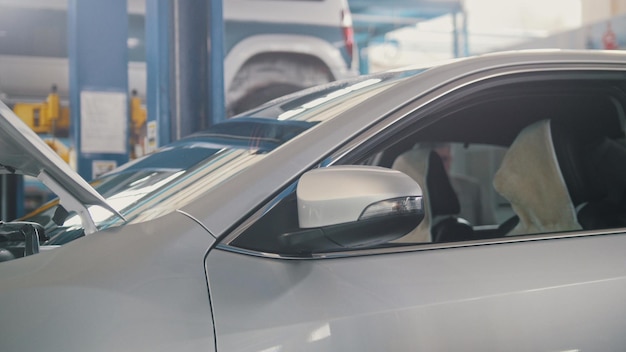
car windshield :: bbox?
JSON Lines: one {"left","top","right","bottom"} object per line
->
{"left": 20, "top": 70, "right": 421, "bottom": 246}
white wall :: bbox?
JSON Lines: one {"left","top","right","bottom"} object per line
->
{"left": 582, "top": 0, "right": 626, "bottom": 24}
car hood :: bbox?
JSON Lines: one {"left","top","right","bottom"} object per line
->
{"left": 0, "top": 100, "right": 122, "bottom": 230}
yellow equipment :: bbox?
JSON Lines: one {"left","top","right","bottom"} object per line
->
{"left": 44, "top": 138, "right": 71, "bottom": 163}
{"left": 12, "top": 85, "right": 70, "bottom": 136}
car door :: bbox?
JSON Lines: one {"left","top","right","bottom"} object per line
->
{"left": 207, "top": 235, "right": 626, "bottom": 350}
{"left": 206, "top": 63, "right": 626, "bottom": 351}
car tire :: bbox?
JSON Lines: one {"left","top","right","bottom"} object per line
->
{"left": 227, "top": 55, "right": 333, "bottom": 116}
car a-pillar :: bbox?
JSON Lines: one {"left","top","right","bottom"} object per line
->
{"left": 227, "top": 53, "right": 333, "bottom": 116}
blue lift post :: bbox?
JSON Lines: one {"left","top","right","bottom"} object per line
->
{"left": 209, "top": 0, "right": 226, "bottom": 126}
{"left": 452, "top": 9, "right": 469, "bottom": 58}
{"left": 68, "top": 0, "right": 130, "bottom": 181}
{"left": 145, "top": 0, "right": 172, "bottom": 148}
{"left": 146, "top": 0, "right": 225, "bottom": 147}
{"left": 172, "top": 0, "right": 210, "bottom": 139}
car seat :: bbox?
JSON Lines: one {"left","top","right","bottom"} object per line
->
{"left": 494, "top": 118, "right": 626, "bottom": 236}
{"left": 391, "top": 147, "right": 473, "bottom": 243}
{"left": 493, "top": 120, "right": 583, "bottom": 236}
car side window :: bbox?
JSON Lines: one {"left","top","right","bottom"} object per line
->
{"left": 231, "top": 76, "right": 626, "bottom": 256}
{"left": 408, "top": 142, "right": 510, "bottom": 227}
{"left": 388, "top": 142, "right": 511, "bottom": 237}
{"left": 231, "top": 141, "right": 511, "bottom": 254}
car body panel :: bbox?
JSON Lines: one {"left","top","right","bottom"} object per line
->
{"left": 207, "top": 232, "right": 626, "bottom": 350}
{"left": 0, "top": 210, "right": 216, "bottom": 352}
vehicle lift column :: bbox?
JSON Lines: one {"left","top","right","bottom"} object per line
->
{"left": 145, "top": 0, "right": 172, "bottom": 149}
{"left": 145, "top": 0, "right": 225, "bottom": 148}
{"left": 68, "top": 0, "right": 130, "bottom": 181}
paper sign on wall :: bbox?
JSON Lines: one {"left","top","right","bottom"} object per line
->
{"left": 92, "top": 160, "right": 117, "bottom": 180}
{"left": 146, "top": 120, "right": 158, "bottom": 154}
{"left": 80, "top": 91, "right": 127, "bottom": 154}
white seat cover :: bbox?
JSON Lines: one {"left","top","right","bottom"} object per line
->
{"left": 493, "top": 120, "right": 582, "bottom": 236}
{"left": 391, "top": 148, "right": 432, "bottom": 243}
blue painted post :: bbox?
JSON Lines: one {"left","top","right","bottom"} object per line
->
{"left": 68, "top": 0, "right": 130, "bottom": 181}
{"left": 209, "top": 0, "right": 225, "bottom": 125}
{"left": 355, "top": 32, "right": 370, "bottom": 74}
{"left": 462, "top": 10, "right": 469, "bottom": 56}
{"left": 359, "top": 42, "right": 370, "bottom": 74}
{"left": 171, "top": 0, "right": 209, "bottom": 140}
{"left": 145, "top": 0, "right": 172, "bottom": 148}
{"left": 146, "top": 0, "right": 224, "bottom": 144}
{"left": 452, "top": 11, "right": 459, "bottom": 58}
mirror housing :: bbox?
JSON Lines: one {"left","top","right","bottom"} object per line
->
{"left": 297, "top": 165, "right": 423, "bottom": 228}
{"left": 0, "top": 221, "right": 47, "bottom": 262}
{"left": 282, "top": 166, "right": 424, "bottom": 253}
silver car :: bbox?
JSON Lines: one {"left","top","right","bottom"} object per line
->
{"left": 2, "top": 50, "right": 626, "bottom": 351}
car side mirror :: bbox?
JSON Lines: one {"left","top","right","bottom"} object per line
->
{"left": 0, "top": 221, "right": 46, "bottom": 261}
{"left": 281, "top": 166, "right": 424, "bottom": 254}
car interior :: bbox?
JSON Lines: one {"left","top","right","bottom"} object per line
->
{"left": 233, "top": 74, "right": 626, "bottom": 255}
{"left": 378, "top": 77, "right": 626, "bottom": 243}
